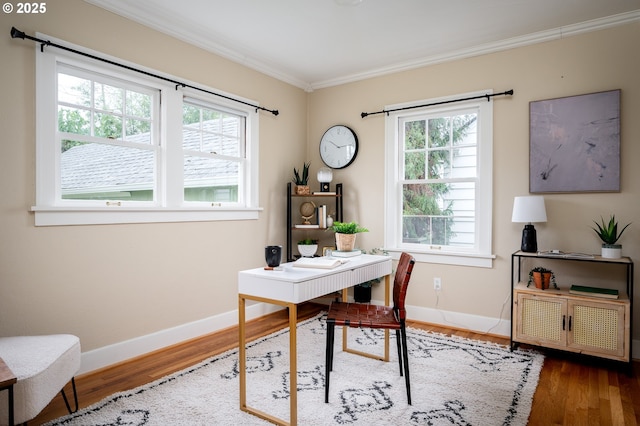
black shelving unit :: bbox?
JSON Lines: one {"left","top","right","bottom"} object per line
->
{"left": 286, "top": 182, "right": 343, "bottom": 262}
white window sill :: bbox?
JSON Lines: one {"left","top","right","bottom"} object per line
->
{"left": 30, "top": 206, "right": 262, "bottom": 226}
{"left": 386, "top": 249, "right": 495, "bottom": 268}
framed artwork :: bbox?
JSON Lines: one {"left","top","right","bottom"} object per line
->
{"left": 529, "top": 89, "right": 620, "bottom": 193}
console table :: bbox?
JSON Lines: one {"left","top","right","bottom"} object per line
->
{"left": 511, "top": 251, "right": 634, "bottom": 368}
{"left": 238, "top": 254, "right": 392, "bottom": 426}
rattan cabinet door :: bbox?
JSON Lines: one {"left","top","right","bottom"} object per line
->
{"left": 514, "top": 292, "right": 567, "bottom": 350}
{"left": 567, "top": 300, "right": 627, "bottom": 360}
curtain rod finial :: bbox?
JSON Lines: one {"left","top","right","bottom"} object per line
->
{"left": 361, "top": 112, "right": 368, "bottom": 118}
{"left": 11, "top": 27, "right": 25, "bottom": 39}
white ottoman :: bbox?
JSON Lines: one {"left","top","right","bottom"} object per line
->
{"left": 0, "top": 335, "right": 80, "bottom": 425}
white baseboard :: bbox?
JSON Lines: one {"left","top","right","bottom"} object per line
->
{"left": 79, "top": 300, "right": 638, "bottom": 374}
{"left": 406, "top": 303, "right": 511, "bottom": 337}
{"left": 79, "top": 303, "right": 283, "bottom": 375}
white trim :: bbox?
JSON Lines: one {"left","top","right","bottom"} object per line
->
{"left": 77, "top": 299, "right": 640, "bottom": 374}
{"left": 35, "top": 33, "right": 261, "bottom": 226}
{"left": 31, "top": 206, "right": 262, "bottom": 226}
{"left": 384, "top": 90, "right": 494, "bottom": 268}
{"left": 83, "top": 3, "right": 640, "bottom": 91}
{"left": 79, "top": 302, "right": 283, "bottom": 375}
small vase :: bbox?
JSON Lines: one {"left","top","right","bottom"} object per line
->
{"left": 601, "top": 244, "right": 622, "bottom": 259}
{"left": 326, "top": 215, "right": 334, "bottom": 228}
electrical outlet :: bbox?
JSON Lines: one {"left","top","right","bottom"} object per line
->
{"left": 434, "top": 277, "right": 442, "bottom": 291}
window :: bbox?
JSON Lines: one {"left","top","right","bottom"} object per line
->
{"left": 182, "top": 99, "right": 244, "bottom": 204}
{"left": 384, "top": 91, "right": 494, "bottom": 267}
{"left": 57, "top": 66, "right": 159, "bottom": 203}
{"left": 34, "top": 34, "right": 260, "bottom": 226}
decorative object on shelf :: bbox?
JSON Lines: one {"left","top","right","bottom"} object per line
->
{"left": 592, "top": 214, "right": 631, "bottom": 259}
{"left": 512, "top": 196, "right": 547, "bottom": 253}
{"left": 297, "top": 238, "right": 318, "bottom": 257}
{"left": 527, "top": 266, "right": 557, "bottom": 290}
{"left": 299, "top": 201, "right": 316, "bottom": 225}
{"left": 331, "top": 221, "right": 368, "bottom": 252}
{"left": 317, "top": 167, "right": 333, "bottom": 192}
{"left": 326, "top": 214, "right": 334, "bottom": 228}
{"left": 529, "top": 89, "right": 620, "bottom": 193}
{"left": 319, "top": 125, "right": 359, "bottom": 169}
{"left": 265, "top": 245, "right": 282, "bottom": 268}
{"left": 293, "top": 162, "right": 311, "bottom": 195}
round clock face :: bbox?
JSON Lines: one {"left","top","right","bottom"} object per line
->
{"left": 319, "top": 125, "right": 358, "bottom": 169}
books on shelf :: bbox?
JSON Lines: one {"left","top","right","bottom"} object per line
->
{"left": 294, "top": 224, "right": 320, "bottom": 229}
{"left": 331, "top": 249, "right": 361, "bottom": 258}
{"left": 569, "top": 285, "right": 619, "bottom": 299}
{"left": 537, "top": 250, "right": 595, "bottom": 259}
{"left": 313, "top": 191, "right": 336, "bottom": 195}
{"left": 317, "top": 204, "right": 327, "bottom": 228}
{"left": 293, "top": 257, "right": 348, "bottom": 269}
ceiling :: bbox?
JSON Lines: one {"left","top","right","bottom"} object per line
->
{"left": 86, "top": 0, "right": 640, "bottom": 91}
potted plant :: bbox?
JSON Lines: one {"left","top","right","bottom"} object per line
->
{"left": 354, "top": 248, "right": 388, "bottom": 302}
{"left": 293, "top": 162, "right": 311, "bottom": 195}
{"left": 527, "top": 266, "right": 558, "bottom": 290}
{"left": 297, "top": 238, "right": 318, "bottom": 257}
{"left": 592, "top": 215, "right": 631, "bottom": 259}
{"left": 330, "top": 221, "right": 368, "bottom": 252}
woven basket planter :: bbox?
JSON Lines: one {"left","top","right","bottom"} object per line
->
{"left": 295, "top": 185, "right": 310, "bottom": 195}
{"left": 335, "top": 233, "right": 357, "bottom": 252}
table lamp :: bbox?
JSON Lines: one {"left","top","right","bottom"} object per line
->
{"left": 511, "top": 196, "right": 547, "bottom": 252}
{"left": 317, "top": 167, "right": 333, "bottom": 192}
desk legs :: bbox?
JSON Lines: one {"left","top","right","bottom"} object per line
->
{"left": 288, "top": 303, "right": 297, "bottom": 426}
{"left": 238, "top": 273, "right": 391, "bottom": 425}
{"left": 238, "top": 294, "right": 297, "bottom": 426}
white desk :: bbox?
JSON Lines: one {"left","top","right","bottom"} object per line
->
{"left": 238, "top": 254, "right": 392, "bottom": 426}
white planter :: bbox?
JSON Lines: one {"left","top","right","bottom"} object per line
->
{"left": 298, "top": 244, "right": 318, "bottom": 257}
{"left": 601, "top": 244, "right": 622, "bottom": 259}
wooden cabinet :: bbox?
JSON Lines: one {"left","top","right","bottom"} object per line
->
{"left": 513, "top": 285, "right": 629, "bottom": 360}
{"left": 286, "top": 182, "right": 343, "bottom": 262}
{"left": 511, "top": 251, "right": 634, "bottom": 365}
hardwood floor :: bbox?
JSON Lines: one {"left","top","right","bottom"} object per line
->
{"left": 32, "top": 303, "right": 640, "bottom": 425}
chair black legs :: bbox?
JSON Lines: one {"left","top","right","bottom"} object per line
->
{"left": 400, "top": 325, "right": 411, "bottom": 405}
{"left": 325, "top": 324, "right": 411, "bottom": 405}
{"left": 395, "top": 329, "right": 403, "bottom": 376}
{"left": 324, "top": 322, "right": 335, "bottom": 403}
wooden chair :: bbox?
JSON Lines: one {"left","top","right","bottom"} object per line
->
{"left": 324, "top": 252, "right": 416, "bottom": 404}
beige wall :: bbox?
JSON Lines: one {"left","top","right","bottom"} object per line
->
{"left": 1, "top": 0, "right": 638, "bottom": 364}
{"left": 308, "top": 22, "right": 639, "bottom": 328}
{"left": 0, "top": 1, "right": 307, "bottom": 351}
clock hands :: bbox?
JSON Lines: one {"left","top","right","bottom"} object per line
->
{"left": 327, "top": 139, "right": 351, "bottom": 149}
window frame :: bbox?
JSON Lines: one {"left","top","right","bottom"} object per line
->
{"left": 384, "top": 90, "right": 494, "bottom": 268}
{"left": 33, "top": 33, "right": 261, "bottom": 226}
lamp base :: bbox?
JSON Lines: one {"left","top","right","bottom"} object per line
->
{"left": 521, "top": 224, "right": 538, "bottom": 253}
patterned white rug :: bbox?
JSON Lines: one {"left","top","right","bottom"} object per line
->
{"left": 46, "top": 313, "right": 543, "bottom": 425}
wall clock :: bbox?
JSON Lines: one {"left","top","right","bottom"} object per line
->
{"left": 319, "top": 125, "right": 358, "bottom": 169}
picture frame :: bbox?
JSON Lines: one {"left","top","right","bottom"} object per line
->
{"left": 529, "top": 89, "right": 621, "bottom": 193}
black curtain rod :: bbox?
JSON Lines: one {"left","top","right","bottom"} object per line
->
{"left": 10, "top": 27, "right": 279, "bottom": 116}
{"left": 361, "top": 89, "right": 514, "bottom": 118}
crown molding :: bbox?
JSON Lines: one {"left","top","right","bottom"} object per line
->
{"left": 85, "top": 2, "right": 639, "bottom": 92}
{"left": 309, "top": 9, "right": 640, "bottom": 90}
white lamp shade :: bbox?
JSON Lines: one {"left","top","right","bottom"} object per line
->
{"left": 317, "top": 167, "right": 333, "bottom": 183}
{"left": 512, "top": 196, "right": 547, "bottom": 223}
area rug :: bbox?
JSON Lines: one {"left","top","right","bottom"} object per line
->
{"left": 46, "top": 313, "right": 543, "bottom": 425}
